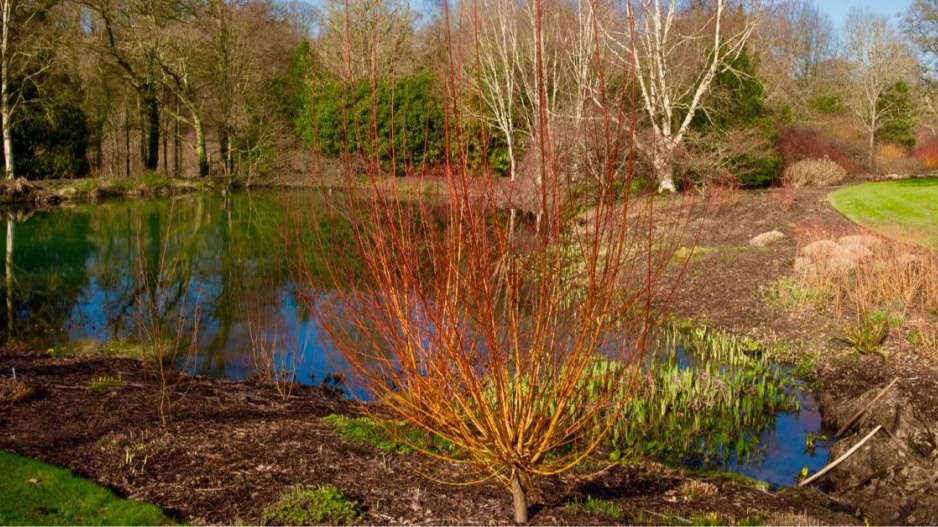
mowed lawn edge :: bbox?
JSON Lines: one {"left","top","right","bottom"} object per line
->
{"left": 828, "top": 177, "right": 938, "bottom": 250}
{"left": 0, "top": 450, "right": 171, "bottom": 526}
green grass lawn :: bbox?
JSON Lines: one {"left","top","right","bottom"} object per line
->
{"left": 828, "top": 178, "right": 938, "bottom": 250}
{"left": 0, "top": 450, "right": 171, "bottom": 526}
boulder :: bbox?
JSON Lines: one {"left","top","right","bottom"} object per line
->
{"left": 749, "top": 230, "right": 785, "bottom": 247}
{"left": 801, "top": 240, "right": 840, "bottom": 259}
{"left": 839, "top": 234, "right": 882, "bottom": 249}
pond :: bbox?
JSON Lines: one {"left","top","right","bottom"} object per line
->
{"left": 0, "top": 190, "right": 829, "bottom": 487}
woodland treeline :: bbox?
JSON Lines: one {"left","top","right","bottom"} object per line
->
{"left": 5, "top": 0, "right": 938, "bottom": 188}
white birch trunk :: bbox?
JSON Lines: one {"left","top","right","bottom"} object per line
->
{"left": 1, "top": 0, "right": 13, "bottom": 180}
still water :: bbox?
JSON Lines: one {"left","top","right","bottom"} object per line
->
{"left": 1, "top": 191, "right": 350, "bottom": 385}
{"left": 0, "top": 190, "right": 830, "bottom": 487}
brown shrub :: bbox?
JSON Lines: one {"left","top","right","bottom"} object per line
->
{"left": 783, "top": 158, "right": 847, "bottom": 188}
{"left": 777, "top": 124, "right": 866, "bottom": 175}
{"left": 876, "top": 143, "right": 925, "bottom": 175}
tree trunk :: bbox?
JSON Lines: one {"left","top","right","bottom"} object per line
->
{"left": 868, "top": 129, "right": 877, "bottom": 173}
{"left": 219, "top": 127, "right": 230, "bottom": 176}
{"left": 144, "top": 90, "right": 159, "bottom": 171}
{"left": 653, "top": 139, "right": 677, "bottom": 193}
{"left": 218, "top": 127, "right": 228, "bottom": 176}
{"left": 173, "top": 97, "right": 180, "bottom": 178}
{"left": 124, "top": 106, "right": 131, "bottom": 178}
{"left": 507, "top": 139, "right": 516, "bottom": 181}
{"left": 162, "top": 111, "right": 168, "bottom": 176}
{"left": 226, "top": 134, "right": 232, "bottom": 176}
{"left": 1, "top": 0, "right": 13, "bottom": 180}
{"left": 1, "top": 97, "right": 11, "bottom": 180}
{"left": 510, "top": 473, "right": 528, "bottom": 524}
{"left": 194, "top": 116, "right": 208, "bottom": 178}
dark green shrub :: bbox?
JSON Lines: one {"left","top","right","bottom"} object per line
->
{"left": 807, "top": 93, "right": 844, "bottom": 115}
{"left": 877, "top": 81, "right": 916, "bottom": 149}
{"left": 686, "top": 48, "right": 781, "bottom": 188}
{"left": 295, "top": 70, "right": 446, "bottom": 169}
{"left": 262, "top": 485, "right": 361, "bottom": 526}
{"left": 9, "top": 69, "right": 90, "bottom": 179}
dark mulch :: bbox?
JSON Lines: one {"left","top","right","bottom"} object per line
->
{"left": 0, "top": 350, "right": 855, "bottom": 525}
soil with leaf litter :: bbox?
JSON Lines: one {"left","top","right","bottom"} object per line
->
{"left": 669, "top": 186, "right": 938, "bottom": 524}
{"left": 3, "top": 185, "right": 938, "bottom": 524}
{"left": 0, "top": 349, "right": 856, "bottom": 525}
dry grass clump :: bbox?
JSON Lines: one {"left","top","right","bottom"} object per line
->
{"left": 787, "top": 223, "right": 938, "bottom": 359}
{"left": 678, "top": 479, "right": 719, "bottom": 499}
{"left": 783, "top": 158, "right": 847, "bottom": 188}
{"left": 0, "top": 378, "right": 35, "bottom": 405}
{"left": 908, "top": 321, "right": 938, "bottom": 360}
{"left": 923, "top": 257, "right": 938, "bottom": 316}
{"left": 705, "top": 184, "right": 741, "bottom": 215}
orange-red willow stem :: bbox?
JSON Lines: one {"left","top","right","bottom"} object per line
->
{"left": 290, "top": 0, "right": 697, "bottom": 522}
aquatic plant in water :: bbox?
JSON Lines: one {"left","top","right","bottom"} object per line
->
{"left": 608, "top": 324, "right": 800, "bottom": 467}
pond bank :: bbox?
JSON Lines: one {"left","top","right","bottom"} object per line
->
{"left": 0, "top": 176, "right": 215, "bottom": 208}
{"left": 668, "top": 186, "right": 938, "bottom": 524}
{"left": 0, "top": 349, "right": 856, "bottom": 525}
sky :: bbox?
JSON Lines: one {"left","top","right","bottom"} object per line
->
{"left": 822, "top": 0, "right": 914, "bottom": 27}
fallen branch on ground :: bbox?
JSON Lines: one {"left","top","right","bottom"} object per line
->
{"left": 836, "top": 378, "right": 899, "bottom": 437}
{"left": 799, "top": 425, "right": 883, "bottom": 487}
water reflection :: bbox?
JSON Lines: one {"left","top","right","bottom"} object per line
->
{"left": 0, "top": 191, "right": 831, "bottom": 485}
{"left": 0, "top": 191, "right": 351, "bottom": 386}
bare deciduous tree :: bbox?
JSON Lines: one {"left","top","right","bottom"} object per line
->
{"left": 755, "top": 0, "right": 836, "bottom": 114}
{"left": 904, "top": 0, "right": 938, "bottom": 132}
{"left": 605, "top": 0, "right": 764, "bottom": 192}
{"left": 842, "top": 8, "right": 915, "bottom": 172}
{"left": 1, "top": 0, "right": 60, "bottom": 179}
{"left": 317, "top": 0, "right": 416, "bottom": 82}
{"left": 80, "top": 0, "right": 167, "bottom": 173}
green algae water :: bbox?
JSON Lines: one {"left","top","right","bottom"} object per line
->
{"left": 0, "top": 190, "right": 830, "bottom": 487}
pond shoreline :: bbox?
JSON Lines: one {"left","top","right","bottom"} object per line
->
{"left": 0, "top": 177, "right": 213, "bottom": 209}
{"left": 0, "top": 348, "right": 857, "bottom": 525}
{"left": 667, "top": 186, "right": 938, "bottom": 525}
{"left": 2, "top": 184, "right": 938, "bottom": 524}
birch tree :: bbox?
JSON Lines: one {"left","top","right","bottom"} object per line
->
{"left": 470, "top": 0, "right": 526, "bottom": 179}
{"left": 468, "top": 0, "right": 568, "bottom": 181}
{"left": 1, "top": 0, "right": 58, "bottom": 179}
{"left": 608, "top": 0, "right": 763, "bottom": 192}
{"left": 842, "top": 9, "right": 915, "bottom": 172}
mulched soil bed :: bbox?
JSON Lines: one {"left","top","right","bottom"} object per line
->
{"left": 3, "top": 184, "right": 937, "bottom": 525}
{"left": 0, "top": 350, "right": 856, "bottom": 525}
